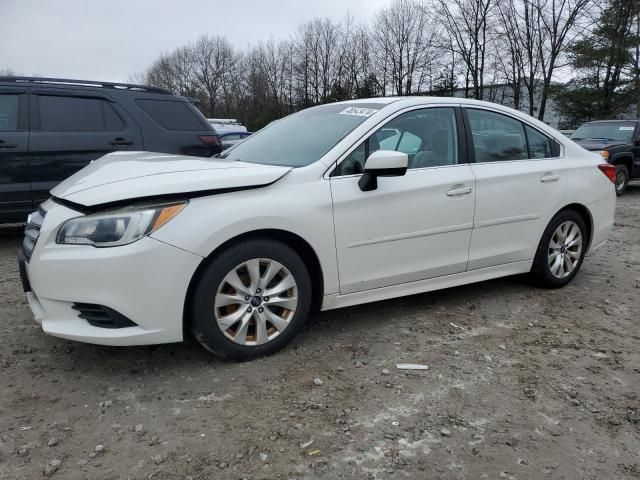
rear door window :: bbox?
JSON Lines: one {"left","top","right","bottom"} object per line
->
{"left": 37, "top": 95, "right": 124, "bottom": 132}
{"left": 467, "top": 109, "right": 527, "bottom": 162}
{"left": 0, "top": 94, "right": 20, "bottom": 131}
{"left": 136, "top": 99, "right": 205, "bottom": 131}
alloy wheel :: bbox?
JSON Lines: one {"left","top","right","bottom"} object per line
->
{"left": 214, "top": 258, "right": 298, "bottom": 346}
{"left": 548, "top": 221, "right": 582, "bottom": 279}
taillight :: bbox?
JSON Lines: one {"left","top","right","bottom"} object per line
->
{"left": 597, "top": 163, "right": 616, "bottom": 184}
{"left": 198, "top": 135, "right": 221, "bottom": 147}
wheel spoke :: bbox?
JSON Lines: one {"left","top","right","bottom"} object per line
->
{"left": 259, "top": 260, "right": 284, "bottom": 290}
{"left": 550, "top": 254, "right": 562, "bottom": 275}
{"left": 565, "top": 225, "right": 578, "bottom": 245}
{"left": 266, "top": 295, "right": 298, "bottom": 310}
{"left": 218, "top": 308, "right": 247, "bottom": 329}
{"left": 265, "top": 273, "right": 296, "bottom": 297}
{"left": 566, "top": 236, "right": 582, "bottom": 248}
{"left": 264, "top": 307, "right": 290, "bottom": 332}
{"left": 215, "top": 292, "right": 247, "bottom": 308}
{"left": 563, "top": 254, "right": 573, "bottom": 274}
{"left": 567, "top": 249, "right": 580, "bottom": 260}
{"left": 224, "top": 269, "right": 251, "bottom": 296}
{"left": 234, "top": 316, "right": 251, "bottom": 344}
{"left": 245, "top": 259, "right": 261, "bottom": 292}
{"left": 254, "top": 311, "right": 269, "bottom": 345}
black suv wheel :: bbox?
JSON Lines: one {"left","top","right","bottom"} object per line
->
{"left": 615, "top": 164, "right": 629, "bottom": 196}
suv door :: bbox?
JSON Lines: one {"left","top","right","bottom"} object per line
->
{"left": 28, "top": 90, "right": 142, "bottom": 205}
{"left": 0, "top": 86, "right": 30, "bottom": 222}
{"left": 464, "top": 107, "right": 566, "bottom": 270}
{"left": 330, "top": 106, "right": 476, "bottom": 294}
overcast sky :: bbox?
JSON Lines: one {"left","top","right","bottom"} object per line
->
{"left": 2, "top": 0, "right": 391, "bottom": 83}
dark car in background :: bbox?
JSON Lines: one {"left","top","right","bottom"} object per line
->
{"left": 571, "top": 119, "right": 640, "bottom": 195}
{"left": 0, "top": 77, "right": 221, "bottom": 223}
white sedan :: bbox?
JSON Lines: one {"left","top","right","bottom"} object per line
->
{"left": 20, "top": 97, "right": 616, "bottom": 360}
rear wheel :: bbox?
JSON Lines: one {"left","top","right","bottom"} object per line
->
{"left": 190, "top": 239, "right": 312, "bottom": 360}
{"left": 530, "top": 210, "right": 587, "bottom": 288}
{"left": 615, "top": 164, "right": 629, "bottom": 196}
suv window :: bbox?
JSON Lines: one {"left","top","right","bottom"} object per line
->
{"left": 467, "top": 109, "right": 527, "bottom": 162}
{"left": 38, "top": 95, "right": 124, "bottom": 132}
{"left": 137, "top": 99, "right": 205, "bottom": 131}
{"left": 334, "top": 107, "right": 459, "bottom": 176}
{"left": 0, "top": 94, "right": 20, "bottom": 131}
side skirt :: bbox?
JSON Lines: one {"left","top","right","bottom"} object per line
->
{"left": 321, "top": 260, "right": 533, "bottom": 311}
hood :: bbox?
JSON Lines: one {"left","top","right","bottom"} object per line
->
{"left": 51, "top": 151, "right": 292, "bottom": 208}
{"left": 573, "top": 139, "right": 626, "bottom": 151}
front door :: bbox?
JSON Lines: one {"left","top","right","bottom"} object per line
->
{"left": 0, "top": 86, "right": 31, "bottom": 222}
{"left": 330, "top": 106, "right": 476, "bottom": 294}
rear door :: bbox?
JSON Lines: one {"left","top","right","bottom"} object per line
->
{"left": 0, "top": 86, "right": 31, "bottom": 222}
{"left": 28, "top": 90, "right": 142, "bottom": 205}
{"left": 464, "top": 107, "right": 566, "bottom": 270}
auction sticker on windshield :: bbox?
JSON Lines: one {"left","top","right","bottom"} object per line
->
{"left": 619, "top": 126, "right": 635, "bottom": 130}
{"left": 339, "top": 107, "right": 379, "bottom": 117}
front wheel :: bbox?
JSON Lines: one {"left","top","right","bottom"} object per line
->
{"left": 190, "top": 239, "right": 312, "bottom": 360}
{"left": 615, "top": 164, "right": 629, "bottom": 196}
{"left": 530, "top": 210, "right": 587, "bottom": 288}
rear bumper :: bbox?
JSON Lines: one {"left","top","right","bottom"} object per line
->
{"left": 587, "top": 193, "right": 616, "bottom": 254}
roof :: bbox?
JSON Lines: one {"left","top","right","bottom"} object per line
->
{"left": 0, "top": 76, "right": 171, "bottom": 94}
{"left": 582, "top": 119, "right": 639, "bottom": 124}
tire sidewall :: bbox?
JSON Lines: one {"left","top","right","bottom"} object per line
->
{"left": 532, "top": 210, "right": 587, "bottom": 288}
{"left": 190, "top": 239, "right": 312, "bottom": 361}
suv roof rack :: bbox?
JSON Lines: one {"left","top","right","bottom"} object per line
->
{"left": 0, "top": 76, "right": 172, "bottom": 95}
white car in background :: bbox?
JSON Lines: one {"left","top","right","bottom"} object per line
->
{"left": 20, "top": 97, "right": 616, "bottom": 360}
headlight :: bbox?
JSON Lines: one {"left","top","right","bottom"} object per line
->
{"left": 56, "top": 201, "right": 187, "bottom": 247}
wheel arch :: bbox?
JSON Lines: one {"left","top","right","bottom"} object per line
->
{"left": 611, "top": 153, "right": 633, "bottom": 173}
{"left": 183, "top": 229, "right": 325, "bottom": 337}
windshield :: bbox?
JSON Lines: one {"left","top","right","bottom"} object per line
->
{"left": 218, "top": 103, "right": 384, "bottom": 167}
{"left": 571, "top": 122, "right": 636, "bottom": 142}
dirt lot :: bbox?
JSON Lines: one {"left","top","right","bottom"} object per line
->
{"left": 0, "top": 187, "right": 639, "bottom": 480}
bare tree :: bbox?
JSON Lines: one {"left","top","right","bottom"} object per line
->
{"left": 535, "top": 0, "right": 592, "bottom": 120}
{"left": 434, "top": 0, "right": 495, "bottom": 100}
{"left": 374, "top": 0, "right": 438, "bottom": 95}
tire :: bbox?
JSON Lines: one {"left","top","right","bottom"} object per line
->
{"left": 615, "top": 164, "right": 629, "bottom": 196}
{"left": 530, "top": 210, "right": 587, "bottom": 289}
{"left": 190, "top": 238, "right": 312, "bottom": 361}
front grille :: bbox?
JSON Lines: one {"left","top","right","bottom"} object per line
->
{"left": 71, "top": 303, "right": 138, "bottom": 329}
{"left": 22, "top": 205, "right": 47, "bottom": 262}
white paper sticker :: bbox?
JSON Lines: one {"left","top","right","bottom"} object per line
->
{"left": 619, "top": 126, "right": 634, "bottom": 131}
{"left": 339, "top": 107, "right": 378, "bottom": 117}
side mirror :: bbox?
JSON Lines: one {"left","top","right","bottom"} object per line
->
{"left": 358, "top": 150, "right": 408, "bottom": 192}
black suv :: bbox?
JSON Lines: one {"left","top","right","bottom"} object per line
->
{"left": 0, "top": 77, "right": 221, "bottom": 223}
{"left": 571, "top": 119, "right": 640, "bottom": 195}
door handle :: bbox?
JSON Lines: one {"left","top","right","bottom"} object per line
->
{"left": 540, "top": 173, "right": 559, "bottom": 183}
{"left": 446, "top": 186, "right": 472, "bottom": 196}
{"left": 0, "top": 141, "right": 17, "bottom": 149}
{"left": 109, "top": 138, "right": 134, "bottom": 146}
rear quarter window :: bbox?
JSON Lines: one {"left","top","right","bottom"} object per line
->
{"left": 136, "top": 99, "right": 207, "bottom": 131}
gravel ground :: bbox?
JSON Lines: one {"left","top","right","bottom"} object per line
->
{"left": 1, "top": 187, "right": 639, "bottom": 480}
